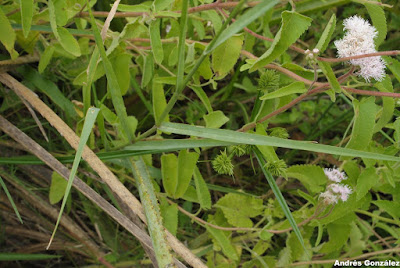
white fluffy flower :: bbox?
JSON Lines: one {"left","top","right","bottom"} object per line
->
{"left": 328, "top": 183, "right": 353, "bottom": 201}
{"left": 334, "top": 15, "right": 386, "bottom": 82}
{"left": 324, "top": 168, "right": 347, "bottom": 182}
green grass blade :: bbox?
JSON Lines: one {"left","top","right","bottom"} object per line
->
{"left": 0, "top": 175, "right": 23, "bottom": 224}
{"left": 176, "top": 0, "right": 188, "bottom": 93}
{"left": 87, "top": 7, "right": 134, "bottom": 142}
{"left": 205, "top": 0, "right": 279, "bottom": 54}
{"left": 47, "top": 107, "right": 99, "bottom": 249}
{"left": 129, "top": 157, "right": 175, "bottom": 267}
{"left": 20, "top": 0, "right": 34, "bottom": 38}
{"left": 159, "top": 122, "right": 400, "bottom": 162}
{"left": 253, "top": 147, "right": 305, "bottom": 250}
{"left": 0, "top": 253, "right": 61, "bottom": 261}
{"left": 125, "top": 139, "right": 235, "bottom": 151}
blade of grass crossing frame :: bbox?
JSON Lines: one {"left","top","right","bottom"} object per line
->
{"left": 129, "top": 157, "right": 175, "bottom": 267}
{"left": 253, "top": 147, "right": 305, "bottom": 250}
{"left": 87, "top": 6, "right": 134, "bottom": 142}
{"left": 46, "top": 107, "right": 99, "bottom": 249}
{"left": 0, "top": 175, "right": 23, "bottom": 224}
{"left": 159, "top": 122, "right": 400, "bottom": 162}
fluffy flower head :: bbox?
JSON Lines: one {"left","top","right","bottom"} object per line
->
{"left": 320, "top": 168, "right": 352, "bottom": 204}
{"left": 324, "top": 168, "right": 347, "bottom": 182}
{"left": 334, "top": 15, "right": 385, "bottom": 82}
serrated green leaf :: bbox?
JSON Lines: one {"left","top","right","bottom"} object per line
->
{"left": 260, "top": 81, "right": 306, "bottom": 100}
{"left": 204, "top": 110, "right": 229, "bottom": 129}
{"left": 161, "top": 153, "right": 178, "bottom": 198}
{"left": 160, "top": 197, "right": 178, "bottom": 236}
{"left": 152, "top": 81, "right": 169, "bottom": 125}
{"left": 315, "top": 14, "right": 336, "bottom": 53}
{"left": 21, "top": 0, "right": 34, "bottom": 38}
{"left": 0, "top": 8, "right": 18, "bottom": 59}
{"left": 250, "top": 11, "right": 312, "bottom": 71}
{"left": 149, "top": 19, "right": 164, "bottom": 64}
{"left": 365, "top": 2, "right": 387, "bottom": 47}
{"left": 318, "top": 61, "right": 341, "bottom": 93}
{"left": 215, "top": 193, "right": 264, "bottom": 228}
{"left": 374, "top": 76, "right": 394, "bottom": 133}
{"left": 38, "top": 45, "right": 55, "bottom": 74}
{"left": 175, "top": 150, "right": 199, "bottom": 198}
{"left": 212, "top": 35, "right": 244, "bottom": 79}
{"left": 344, "top": 97, "right": 377, "bottom": 158}
{"left": 153, "top": 0, "right": 174, "bottom": 11}
{"left": 193, "top": 167, "right": 211, "bottom": 210}
{"left": 49, "top": 171, "right": 68, "bottom": 204}
{"left": 383, "top": 56, "right": 400, "bottom": 83}
{"left": 287, "top": 165, "right": 327, "bottom": 194}
{"left": 206, "top": 226, "right": 239, "bottom": 261}
{"left": 356, "top": 167, "right": 377, "bottom": 201}
{"left": 373, "top": 200, "right": 400, "bottom": 219}
{"left": 319, "top": 223, "right": 351, "bottom": 253}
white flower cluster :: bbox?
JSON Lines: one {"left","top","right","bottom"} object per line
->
{"left": 320, "top": 168, "right": 352, "bottom": 204}
{"left": 334, "top": 15, "right": 386, "bottom": 82}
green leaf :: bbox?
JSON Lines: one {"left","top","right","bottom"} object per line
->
{"left": 365, "top": 2, "right": 387, "bottom": 47}
{"left": 315, "top": 14, "right": 336, "bottom": 53}
{"left": 250, "top": 11, "right": 312, "bottom": 71}
{"left": 56, "top": 27, "right": 82, "bottom": 57}
{"left": 374, "top": 76, "right": 394, "bottom": 133}
{"left": 176, "top": 150, "right": 199, "bottom": 198}
{"left": 215, "top": 193, "right": 263, "bottom": 228}
{"left": 19, "top": 66, "right": 78, "bottom": 119}
{"left": 48, "top": 107, "right": 99, "bottom": 249}
{"left": 149, "top": 19, "right": 164, "bottom": 64}
{"left": 383, "top": 56, "right": 400, "bottom": 83}
{"left": 356, "top": 167, "right": 377, "bottom": 201}
{"left": 260, "top": 81, "right": 306, "bottom": 100}
{"left": 117, "top": 3, "right": 152, "bottom": 12}
{"left": 176, "top": 0, "right": 188, "bottom": 92}
{"left": 38, "top": 45, "right": 55, "bottom": 74}
{"left": 152, "top": 81, "right": 169, "bottom": 125}
{"left": 319, "top": 223, "right": 351, "bottom": 253}
{"left": 212, "top": 35, "right": 244, "bottom": 79}
{"left": 255, "top": 124, "right": 279, "bottom": 162}
{"left": 88, "top": 9, "right": 133, "bottom": 141}
{"left": 0, "top": 8, "right": 18, "bottom": 59}
{"left": 254, "top": 147, "right": 305, "bottom": 250}
{"left": 201, "top": 10, "right": 222, "bottom": 34}
{"left": 344, "top": 97, "right": 377, "bottom": 156}
{"left": 141, "top": 53, "right": 154, "bottom": 88}
{"left": 318, "top": 61, "right": 341, "bottom": 93}
{"left": 20, "top": 0, "right": 34, "bottom": 38}
{"left": 129, "top": 158, "right": 175, "bottom": 267}
{"left": 205, "top": 226, "right": 239, "bottom": 261}
{"left": 0, "top": 176, "right": 23, "bottom": 224}
{"left": 126, "top": 139, "right": 235, "bottom": 151}
{"left": 153, "top": 0, "right": 174, "bottom": 11}
{"left": 205, "top": 0, "right": 279, "bottom": 53}
{"left": 193, "top": 167, "right": 212, "bottom": 210}
{"left": 286, "top": 165, "right": 327, "bottom": 194}
{"left": 204, "top": 110, "right": 229, "bottom": 129}
{"left": 111, "top": 53, "right": 132, "bottom": 96}
{"left": 372, "top": 200, "right": 400, "bottom": 219}
{"left": 160, "top": 197, "right": 178, "bottom": 236}
{"left": 159, "top": 122, "right": 400, "bottom": 162}
{"left": 161, "top": 153, "right": 178, "bottom": 198}
{"left": 49, "top": 171, "right": 68, "bottom": 204}
{"left": 190, "top": 86, "right": 213, "bottom": 113}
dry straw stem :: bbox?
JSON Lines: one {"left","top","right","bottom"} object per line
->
{"left": 0, "top": 73, "right": 206, "bottom": 268}
{"left": 0, "top": 167, "right": 104, "bottom": 259}
{"left": 0, "top": 115, "right": 186, "bottom": 267}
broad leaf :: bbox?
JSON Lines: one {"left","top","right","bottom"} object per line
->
{"left": 204, "top": 110, "right": 229, "bottom": 129}
{"left": 212, "top": 35, "right": 244, "bottom": 79}
{"left": 21, "top": 0, "right": 34, "bottom": 38}
{"left": 152, "top": 81, "right": 169, "bottom": 125}
{"left": 0, "top": 8, "right": 18, "bottom": 59}
{"left": 374, "top": 76, "right": 394, "bottom": 133}
{"left": 318, "top": 61, "right": 341, "bottom": 93}
{"left": 260, "top": 82, "right": 306, "bottom": 100}
{"left": 365, "top": 2, "right": 387, "bottom": 47}
{"left": 286, "top": 165, "right": 327, "bottom": 194}
{"left": 249, "top": 11, "right": 312, "bottom": 71}
{"left": 149, "top": 19, "right": 164, "bottom": 64}
{"left": 49, "top": 172, "right": 68, "bottom": 204}
{"left": 193, "top": 167, "right": 212, "bottom": 210}
{"left": 356, "top": 167, "right": 377, "bottom": 201}
{"left": 315, "top": 14, "right": 336, "bottom": 53}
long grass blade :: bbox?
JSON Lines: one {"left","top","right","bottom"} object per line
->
{"left": 159, "top": 122, "right": 400, "bottom": 162}
{"left": 253, "top": 147, "right": 305, "bottom": 249}
{"left": 0, "top": 175, "right": 23, "bottom": 224}
{"left": 47, "top": 107, "right": 99, "bottom": 249}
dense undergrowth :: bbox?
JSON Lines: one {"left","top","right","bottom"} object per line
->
{"left": 1, "top": 0, "right": 400, "bottom": 267}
